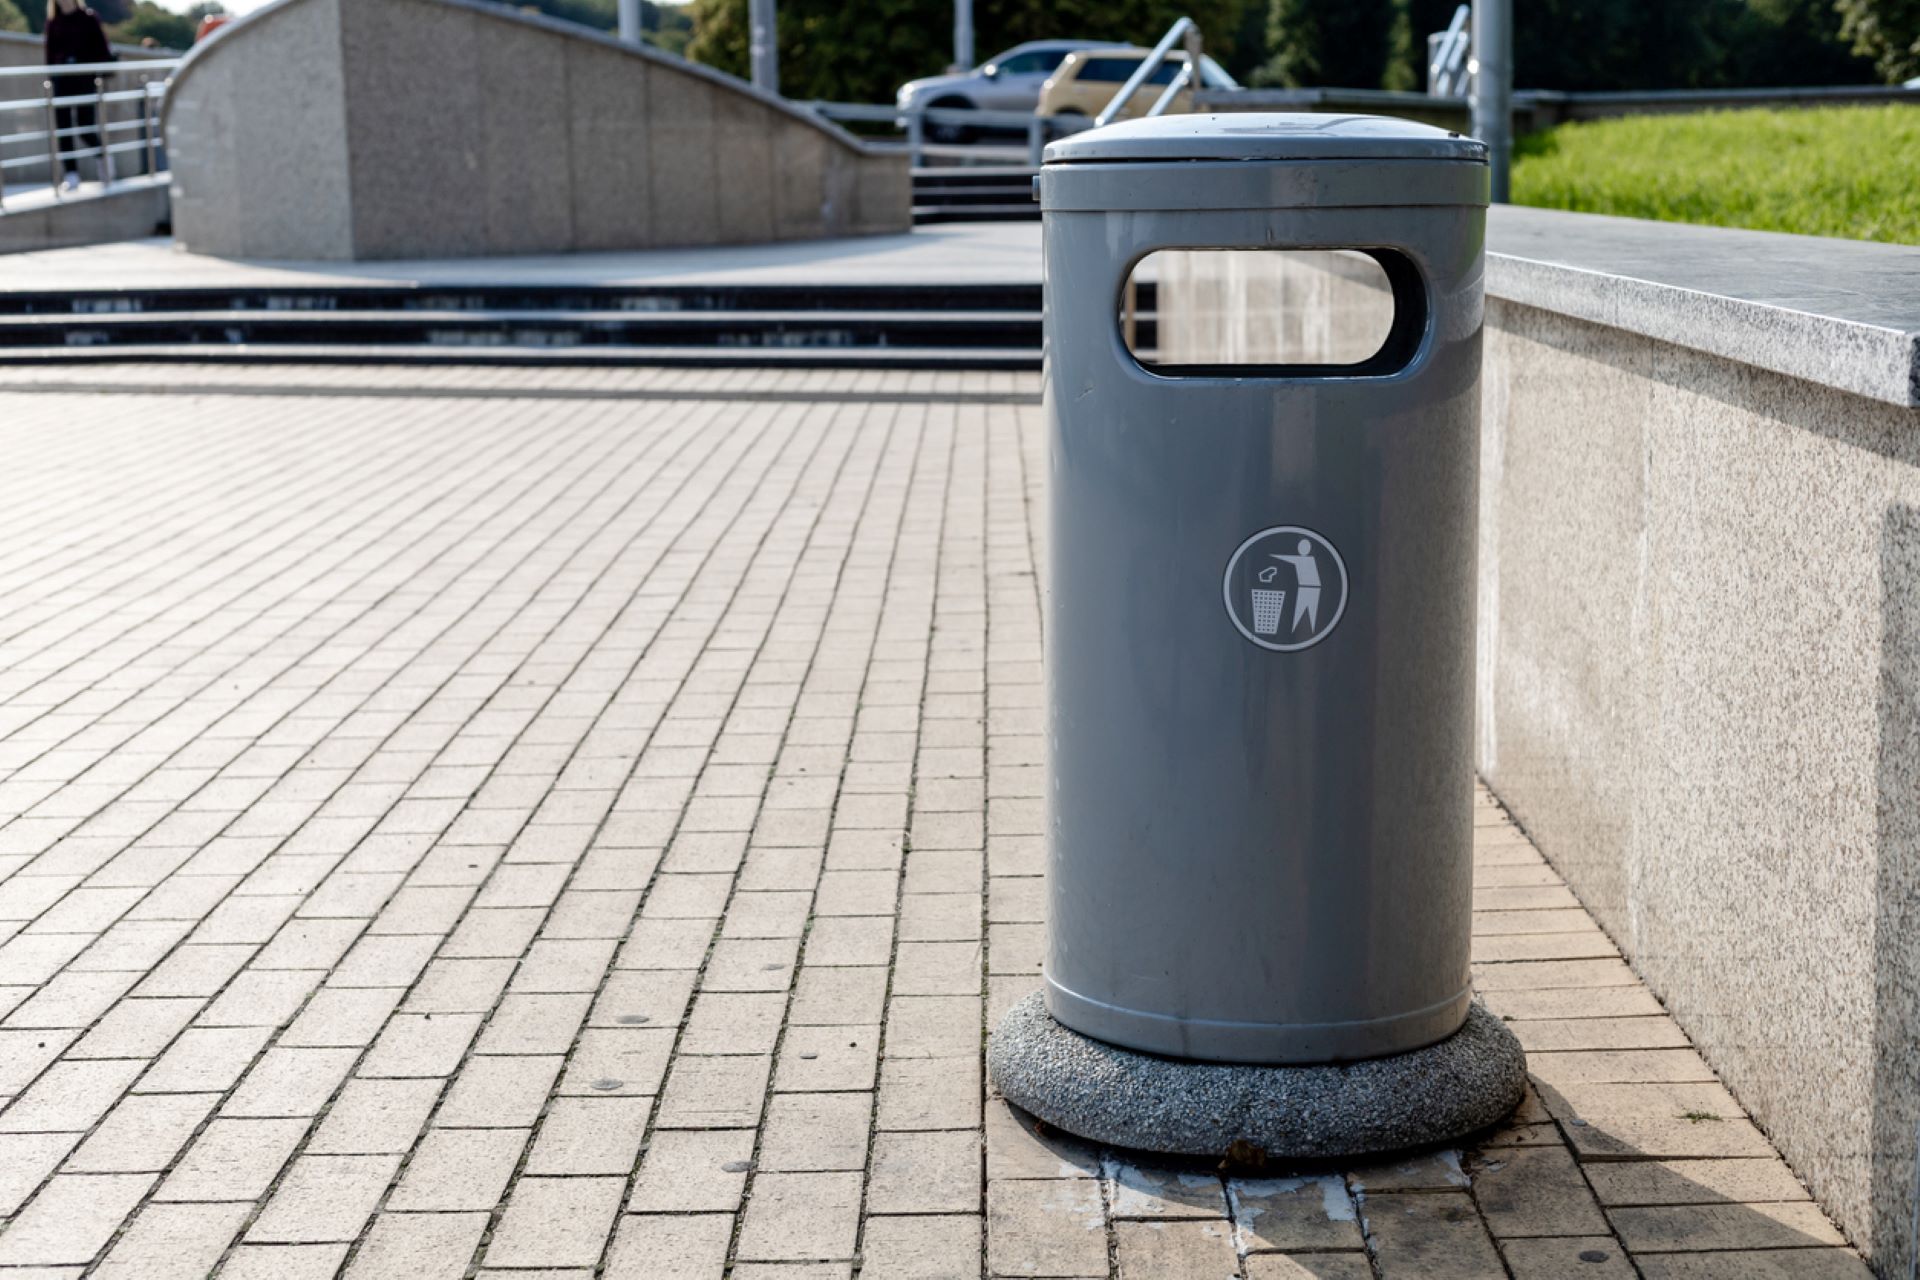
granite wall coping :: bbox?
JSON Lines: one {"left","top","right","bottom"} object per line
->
{"left": 1486, "top": 205, "right": 1920, "bottom": 408}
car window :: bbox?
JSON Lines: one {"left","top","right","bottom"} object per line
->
{"left": 995, "top": 51, "right": 1059, "bottom": 75}
{"left": 1074, "top": 56, "right": 1147, "bottom": 84}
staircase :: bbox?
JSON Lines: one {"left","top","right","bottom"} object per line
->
{"left": 0, "top": 280, "right": 1124, "bottom": 372}
{"left": 911, "top": 166, "right": 1040, "bottom": 225}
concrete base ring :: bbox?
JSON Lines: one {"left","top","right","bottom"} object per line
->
{"left": 987, "top": 992, "right": 1528, "bottom": 1160}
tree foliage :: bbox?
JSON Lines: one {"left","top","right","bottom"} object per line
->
{"left": 685, "top": 0, "right": 1248, "bottom": 105}
{"left": 1262, "top": 0, "right": 1878, "bottom": 91}
{"left": 0, "top": 0, "right": 28, "bottom": 33}
{"left": 511, "top": 0, "right": 693, "bottom": 53}
{"left": 107, "top": 0, "right": 222, "bottom": 49}
{"left": 1253, "top": 0, "right": 1394, "bottom": 88}
{"left": 1836, "top": 0, "right": 1920, "bottom": 80}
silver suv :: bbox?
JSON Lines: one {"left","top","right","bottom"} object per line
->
{"left": 896, "top": 40, "right": 1105, "bottom": 141}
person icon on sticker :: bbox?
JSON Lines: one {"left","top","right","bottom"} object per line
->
{"left": 1272, "top": 539, "right": 1322, "bottom": 633}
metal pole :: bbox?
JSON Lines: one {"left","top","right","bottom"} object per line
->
{"left": 906, "top": 109, "right": 923, "bottom": 170}
{"left": 749, "top": 0, "right": 779, "bottom": 95}
{"left": 94, "top": 75, "right": 113, "bottom": 185}
{"left": 617, "top": 0, "right": 641, "bottom": 44}
{"left": 143, "top": 81, "right": 157, "bottom": 177}
{"left": 1470, "top": 0, "right": 1511, "bottom": 202}
{"left": 43, "top": 80, "right": 62, "bottom": 198}
{"left": 954, "top": 0, "right": 974, "bottom": 70}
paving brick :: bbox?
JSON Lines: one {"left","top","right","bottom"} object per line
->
{"left": 357, "top": 1013, "right": 482, "bottom": 1077}
{"left": 987, "top": 1178, "right": 1109, "bottom": 1278}
{"left": 656, "top": 1052, "right": 772, "bottom": 1128}
{"left": 868, "top": 1128, "right": 980, "bottom": 1214}
{"left": 1106, "top": 1159, "right": 1228, "bottom": 1219}
{"left": 0, "top": 1172, "right": 155, "bottom": 1265}
{"left": 307, "top": 1076, "right": 441, "bottom": 1154}
{"left": 0, "top": 1057, "right": 143, "bottom": 1132}
{"left": 523, "top": 1095, "right": 651, "bottom": 1175}
{"left": 484, "top": 1176, "right": 626, "bottom": 1269}
{"left": 434, "top": 1053, "right": 563, "bottom": 1127}
{"left": 1242, "top": 1252, "right": 1376, "bottom": 1278}
{"left": 1359, "top": 1191, "right": 1505, "bottom": 1279}
{"left": 247, "top": 1153, "right": 401, "bottom": 1243}
{"left": 387, "top": 1127, "right": 529, "bottom": 1211}
{"left": 1501, "top": 1236, "right": 1637, "bottom": 1278}
{"left": 156, "top": 1117, "right": 307, "bottom": 1202}
{"left": 67, "top": 1090, "right": 219, "bottom": 1171}
{"left": 604, "top": 1214, "right": 734, "bottom": 1279}
{"left": 1611, "top": 1201, "right": 1847, "bottom": 1252}
{"left": 222, "top": 1046, "right": 357, "bottom": 1117}
{"left": 860, "top": 1214, "right": 983, "bottom": 1278}
{"left": 1583, "top": 1157, "right": 1810, "bottom": 1206}
{"left": 0, "top": 1131, "right": 79, "bottom": 1214}
{"left": 628, "top": 1127, "right": 756, "bottom": 1212}
{"left": 1227, "top": 1176, "right": 1364, "bottom": 1252}
{"left": 736, "top": 1170, "right": 863, "bottom": 1262}
{"left": 94, "top": 1202, "right": 252, "bottom": 1280}
{"left": 346, "top": 1212, "right": 488, "bottom": 1280}
{"left": 1115, "top": 1218, "right": 1238, "bottom": 1279}
{"left": 556, "top": 1027, "right": 674, "bottom": 1096}
{"left": 759, "top": 1091, "right": 873, "bottom": 1172}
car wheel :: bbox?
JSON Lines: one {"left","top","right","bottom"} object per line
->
{"left": 924, "top": 97, "right": 977, "bottom": 145}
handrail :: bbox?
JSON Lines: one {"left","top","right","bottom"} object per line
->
{"left": 0, "top": 58, "right": 179, "bottom": 80}
{"left": 1094, "top": 15, "right": 1198, "bottom": 128}
{"left": 812, "top": 99, "right": 1095, "bottom": 168}
{"left": 1145, "top": 60, "right": 1193, "bottom": 118}
{"left": 0, "top": 62, "right": 175, "bottom": 212}
{"left": 1427, "top": 4, "right": 1470, "bottom": 97}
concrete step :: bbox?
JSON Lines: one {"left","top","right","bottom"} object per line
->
{"left": 0, "top": 342, "right": 1045, "bottom": 371}
{"left": 0, "top": 307, "right": 1046, "bottom": 351}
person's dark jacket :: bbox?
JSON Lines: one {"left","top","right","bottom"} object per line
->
{"left": 46, "top": 7, "right": 115, "bottom": 100}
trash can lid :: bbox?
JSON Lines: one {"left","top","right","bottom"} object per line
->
{"left": 1044, "top": 112, "right": 1487, "bottom": 165}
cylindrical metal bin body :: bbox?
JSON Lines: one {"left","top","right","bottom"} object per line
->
{"left": 1041, "top": 115, "right": 1489, "bottom": 1065}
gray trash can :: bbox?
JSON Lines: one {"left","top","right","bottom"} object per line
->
{"left": 1041, "top": 114, "right": 1489, "bottom": 1066}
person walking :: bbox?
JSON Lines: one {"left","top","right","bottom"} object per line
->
{"left": 44, "top": 0, "right": 114, "bottom": 193}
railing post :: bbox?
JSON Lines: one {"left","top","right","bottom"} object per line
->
{"left": 44, "top": 80, "right": 62, "bottom": 198}
{"left": 1026, "top": 115, "right": 1043, "bottom": 167}
{"left": 94, "top": 74, "right": 113, "bottom": 185}
{"left": 906, "top": 109, "right": 924, "bottom": 169}
{"left": 143, "top": 80, "right": 157, "bottom": 178}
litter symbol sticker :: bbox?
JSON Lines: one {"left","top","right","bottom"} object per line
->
{"left": 1223, "top": 526, "right": 1349, "bottom": 652}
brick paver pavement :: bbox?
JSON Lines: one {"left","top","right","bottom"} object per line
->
{"left": 0, "top": 369, "right": 1870, "bottom": 1278}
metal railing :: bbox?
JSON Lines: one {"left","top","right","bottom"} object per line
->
{"left": 0, "top": 57, "right": 180, "bottom": 213}
{"left": 1427, "top": 4, "right": 1471, "bottom": 97}
{"left": 1096, "top": 15, "right": 1201, "bottom": 127}
{"left": 812, "top": 100, "right": 1094, "bottom": 168}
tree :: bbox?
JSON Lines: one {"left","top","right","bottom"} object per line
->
{"left": 0, "top": 0, "right": 28, "bottom": 33}
{"left": 1253, "top": 0, "right": 1394, "bottom": 88}
{"left": 1836, "top": 0, "right": 1920, "bottom": 81}
{"left": 1384, "top": 0, "right": 1465, "bottom": 92}
{"left": 686, "top": 0, "right": 1248, "bottom": 105}
{"left": 107, "top": 0, "right": 217, "bottom": 49}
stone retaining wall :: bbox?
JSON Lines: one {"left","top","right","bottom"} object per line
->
{"left": 1154, "top": 209, "right": 1920, "bottom": 1277}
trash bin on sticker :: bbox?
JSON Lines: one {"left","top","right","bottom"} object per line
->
{"left": 1038, "top": 113, "right": 1490, "bottom": 1065}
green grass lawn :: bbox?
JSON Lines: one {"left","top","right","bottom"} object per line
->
{"left": 1510, "top": 104, "right": 1920, "bottom": 245}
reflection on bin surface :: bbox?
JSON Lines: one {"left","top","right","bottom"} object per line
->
{"left": 1040, "top": 113, "right": 1489, "bottom": 1064}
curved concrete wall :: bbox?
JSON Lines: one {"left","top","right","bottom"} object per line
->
{"left": 162, "top": 0, "right": 909, "bottom": 260}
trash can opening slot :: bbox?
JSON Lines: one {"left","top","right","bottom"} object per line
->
{"left": 1123, "top": 248, "right": 1426, "bottom": 378}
